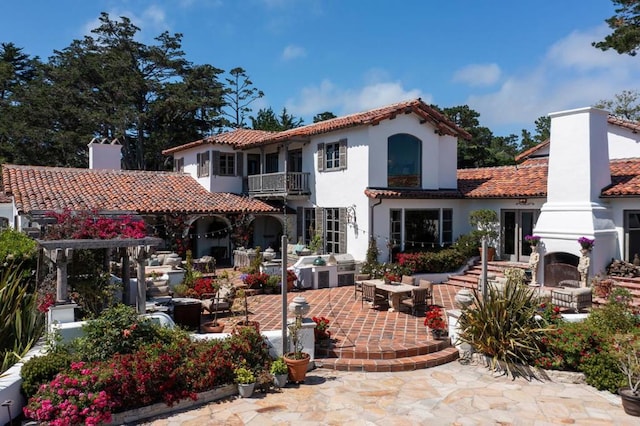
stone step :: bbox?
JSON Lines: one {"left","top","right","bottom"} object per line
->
{"left": 316, "top": 346, "right": 459, "bottom": 372}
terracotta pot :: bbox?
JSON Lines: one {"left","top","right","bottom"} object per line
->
{"left": 478, "top": 246, "right": 496, "bottom": 261}
{"left": 620, "top": 387, "right": 640, "bottom": 416}
{"left": 283, "top": 352, "right": 310, "bottom": 383}
{"left": 201, "top": 320, "right": 225, "bottom": 333}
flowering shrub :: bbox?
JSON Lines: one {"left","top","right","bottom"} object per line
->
{"left": 538, "top": 302, "right": 562, "bottom": 325}
{"left": 312, "top": 316, "right": 331, "bottom": 340}
{"left": 383, "top": 272, "right": 401, "bottom": 283}
{"left": 24, "top": 324, "right": 270, "bottom": 424}
{"left": 241, "top": 272, "right": 269, "bottom": 289}
{"left": 287, "top": 269, "right": 297, "bottom": 283}
{"left": 24, "top": 361, "right": 116, "bottom": 425}
{"left": 525, "top": 235, "right": 541, "bottom": 246}
{"left": 44, "top": 209, "right": 147, "bottom": 240}
{"left": 192, "top": 277, "right": 218, "bottom": 297}
{"left": 424, "top": 306, "right": 446, "bottom": 330}
{"left": 395, "top": 249, "right": 466, "bottom": 273}
{"left": 578, "top": 236, "right": 595, "bottom": 251}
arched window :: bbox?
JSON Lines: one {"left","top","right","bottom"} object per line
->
{"left": 387, "top": 134, "right": 421, "bottom": 187}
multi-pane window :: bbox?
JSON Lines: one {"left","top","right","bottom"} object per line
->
{"left": 317, "top": 139, "right": 347, "bottom": 172}
{"left": 442, "top": 209, "right": 453, "bottom": 245}
{"left": 399, "top": 208, "right": 453, "bottom": 249}
{"left": 197, "top": 151, "right": 210, "bottom": 177}
{"left": 173, "top": 157, "right": 184, "bottom": 173}
{"left": 626, "top": 211, "right": 640, "bottom": 262}
{"left": 325, "top": 208, "right": 340, "bottom": 254}
{"left": 219, "top": 153, "right": 235, "bottom": 176}
{"left": 390, "top": 209, "right": 402, "bottom": 246}
{"left": 325, "top": 143, "right": 340, "bottom": 170}
{"left": 388, "top": 133, "right": 421, "bottom": 187}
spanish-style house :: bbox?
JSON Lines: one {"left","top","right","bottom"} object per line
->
{"left": 4, "top": 99, "right": 640, "bottom": 288}
{"left": 163, "top": 99, "right": 640, "bottom": 287}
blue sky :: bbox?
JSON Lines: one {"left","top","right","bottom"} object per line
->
{"left": 2, "top": 0, "right": 637, "bottom": 138}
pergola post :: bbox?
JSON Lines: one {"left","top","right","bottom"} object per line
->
{"left": 44, "top": 248, "right": 73, "bottom": 303}
{"left": 132, "top": 245, "right": 150, "bottom": 314}
{"left": 120, "top": 247, "right": 131, "bottom": 304}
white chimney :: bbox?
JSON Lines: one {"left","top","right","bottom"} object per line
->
{"left": 534, "top": 107, "right": 617, "bottom": 283}
{"left": 88, "top": 138, "right": 122, "bottom": 170}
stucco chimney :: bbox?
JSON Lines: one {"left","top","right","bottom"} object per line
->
{"left": 534, "top": 107, "right": 616, "bottom": 283}
{"left": 88, "top": 138, "right": 122, "bottom": 170}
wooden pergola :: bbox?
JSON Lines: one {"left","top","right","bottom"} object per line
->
{"left": 37, "top": 237, "right": 163, "bottom": 314}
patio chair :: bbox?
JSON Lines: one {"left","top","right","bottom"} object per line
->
{"left": 417, "top": 279, "right": 434, "bottom": 306}
{"left": 362, "top": 282, "right": 387, "bottom": 309}
{"left": 401, "top": 275, "right": 416, "bottom": 286}
{"left": 354, "top": 273, "right": 370, "bottom": 300}
{"left": 401, "top": 288, "right": 429, "bottom": 315}
{"left": 201, "top": 284, "right": 235, "bottom": 318}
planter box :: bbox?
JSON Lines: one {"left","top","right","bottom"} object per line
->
{"left": 108, "top": 384, "right": 236, "bottom": 425}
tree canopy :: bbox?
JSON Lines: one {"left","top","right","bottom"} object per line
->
{"left": 251, "top": 107, "right": 303, "bottom": 131}
{"left": 593, "top": 0, "right": 640, "bottom": 56}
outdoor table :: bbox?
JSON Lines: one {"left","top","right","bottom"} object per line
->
{"left": 364, "top": 279, "right": 415, "bottom": 312}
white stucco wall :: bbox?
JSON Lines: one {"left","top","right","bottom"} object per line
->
{"left": 0, "top": 202, "right": 13, "bottom": 228}
{"left": 608, "top": 124, "right": 640, "bottom": 159}
{"left": 176, "top": 144, "right": 243, "bottom": 193}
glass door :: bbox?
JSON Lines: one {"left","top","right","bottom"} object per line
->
{"left": 502, "top": 209, "right": 538, "bottom": 262}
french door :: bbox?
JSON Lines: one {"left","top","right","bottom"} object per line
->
{"left": 502, "top": 209, "right": 538, "bottom": 262}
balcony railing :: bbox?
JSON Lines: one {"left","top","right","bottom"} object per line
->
{"left": 247, "top": 172, "right": 310, "bottom": 197}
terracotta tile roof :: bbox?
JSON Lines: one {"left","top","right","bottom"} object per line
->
{"left": 602, "top": 158, "right": 640, "bottom": 197}
{"left": 163, "top": 99, "right": 472, "bottom": 155}
{"left": 457, "top": 162, "right": 548, "bottom": 198}
{"left": 2, "top": 164, "right": 278, "bottom": 215}
{"left": 364, "top": 188, "right": 462, "bottom": 199}
{"left": 608, "top": 116, "right": 640, "bottom": 133}
{"left": 515, "top": 140, "right": 550, "bottom": 163}
{"left": 162, "top": 129, "right": 277, "bottom": 155}
{"left": 240, "top": 99, "right": 472, "bottom": 148}
{"left": 0, "top": 193, "right": 11, "bottom": 203}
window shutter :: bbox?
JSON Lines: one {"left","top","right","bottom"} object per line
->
{"left": 211, "top": 150, "right": 220, "bottom": 176}
{"left": 315, "top": 208, "right": 325, "bottom": 252}
{"left": 317, "top": 143, "right": 325, "bottom": 172}
{"left": 296, "top": 207, "right": 303, "bottom": 243}
{"left": 339, "top": 207, "right": 347, "bottom": 253}
{"left": 196, "top": 153, "right": 202, "bottom": 177}
{"left": 236, "top": 152, "right": 243, "bottom": 176}
{"left": 339, "top": 139, "right": 347, "bottom": 170}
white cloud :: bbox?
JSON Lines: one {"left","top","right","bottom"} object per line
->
{"left": 463, "top": 24, "right": 640, "bottom": 134}
{"left": 282, "top": 44, "right": 307, "bottom": 60}
{"left": 286, "top": 77, "right": 428, "bottom": 119}
{"left": 452, "top": 63, "right": 501, "bottom": 87}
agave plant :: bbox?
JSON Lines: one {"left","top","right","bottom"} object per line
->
{"left": 457, "top": 280, "right": 549, "bottom": 378}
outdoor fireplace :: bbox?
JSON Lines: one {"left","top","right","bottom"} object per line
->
{"left": 543, "top": 252, "right": 580, "bottom": 287}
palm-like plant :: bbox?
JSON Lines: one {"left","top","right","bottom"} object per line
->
{"left": 457, "top": 280, "right": 549, "bottom": 377}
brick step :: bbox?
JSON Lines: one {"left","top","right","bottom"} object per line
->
{"left": 315, "top": 338, "right": 450, "bottom": 360}
{"left": 316, "top": 346, "right": 459, "bottom": 372}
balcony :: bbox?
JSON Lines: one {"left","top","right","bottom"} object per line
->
{"left": 246, "top": 172, "right": 311, "bottom": 198}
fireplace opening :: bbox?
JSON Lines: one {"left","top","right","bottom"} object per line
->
{"left": 544, "top": 252, "right": 580, "bottom": 287}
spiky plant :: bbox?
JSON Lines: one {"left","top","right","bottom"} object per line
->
{"left": 457, "top": 280, "right": 550, "bottom": 378}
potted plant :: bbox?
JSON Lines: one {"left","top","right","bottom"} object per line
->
{"left": 312, "top": 316, "right": 331, "bottom": 347}
{"left": 613, "top": 332, "right": 640, "bottom": 416}
{"left": 524, "top": 235, "right": 541, "bottom": 247}
{"left": 264, "top": 275, "right": 279, "bottom": 294}
{"left": 308, "top": 231, "right": 323, "bottom": 254}
{"left": 234, "top": 365, "right": 256, "bottom": 398}
{"left": 424, "top": 306, "right": 448, "bottom": 340}
{"left": 270, "top": 357, "right": 289, "bottom": 388}
{"left": 469, "top": 209, "right": 499, "bottom": 261}
{"left": 233, "top": 288, "right": 260, "bottom": 333}
{"left": 283, "top": 316, "right": 311, "bottom": 383}
{"left": 286, "top": 269, "right": 297, "bottom": 292}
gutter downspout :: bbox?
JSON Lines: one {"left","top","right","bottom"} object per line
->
{"left": 369, "top": 197, "right": 382, "bottom": 258}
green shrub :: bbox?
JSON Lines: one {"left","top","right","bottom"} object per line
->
{"left": 581, "top": 347, "right": 627, "bottom": 393}
{"left": 0, "top": 262, "right": 45, "bottom": 374}
{"left": 21, "top": 350, "right": 73, "bottom": 397}
{"left": 396, "top": 248, "right": 467, "bottom": 273}
{"left": 458, "top": 282, "right": 549, "bottom": 377}
{"left": 586, "top": 288, "right": 639, "bottom": 334}
{"left": 0, "top": 228, "right": 37, "bottom": 266}
{"left": 74, "top": 304, "right": 173, "bottom": 362}
{"left": 452, "top": 231, "right": 483, "bottom": 258}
